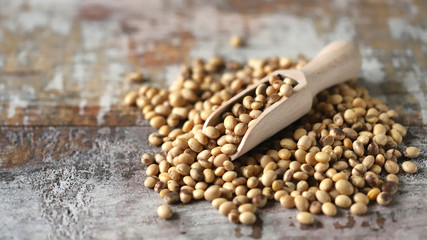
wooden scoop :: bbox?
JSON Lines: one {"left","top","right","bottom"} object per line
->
{"left": 203, "top": 40, "right": 362, "bottom": 160}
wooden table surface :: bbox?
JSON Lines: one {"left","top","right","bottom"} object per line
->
{"left": 1, "top": 0, "right": 426, "bottom": 239}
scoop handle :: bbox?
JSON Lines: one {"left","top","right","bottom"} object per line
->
{"left": 301, "top": 40, "right": 362, "bottom": 96}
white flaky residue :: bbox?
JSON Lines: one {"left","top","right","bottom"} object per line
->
{"left": 46, "top": 68, "right": 64, "bottom": 93}
{"left": 360, "top": 47, "right": 385, "bottom": 84}
{"left": 388, "top": 18, "right": 427, "bottom": 124}
{"left": 388, "top": 18, "right": 427, "bottom": 44}
{"left": 7, "top": 94, "right": 29, "bottom": 119}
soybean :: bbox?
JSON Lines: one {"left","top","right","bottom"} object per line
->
{"left": 296, "top": 212, "right": 314, "bottom": 225}
{"left": 350, "top": 203, "right": 367, "bottom": 215}
{"left": 402, "top": 161, "right": 417, "bottom": 174}
{"left": 239, "top": 211, "right": 257, "bottom": 225}
{"left": 157, "top": 205, "right": 173, "bottom": 219}
{"left": 132, "top": 54, "right": 420, "bottom": 225}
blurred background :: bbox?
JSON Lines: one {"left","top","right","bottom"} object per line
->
{"left": 1, "top": 0, "right": 425, "bottom": 127}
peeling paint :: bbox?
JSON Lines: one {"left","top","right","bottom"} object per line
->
{"left": 94, "top": 62, "right": 127, "bottom": 125}
{"left": 164, "top": 64, "right": 181, "bottom": 86}
{"left": 360, "top": 55, "right": 385, "bottom": 84}
{"left": 0, "top": 56, "right": 5, "bottom": 68}
{"left": 190, "top": 15, "right": 356, "bottom": 61}
{"left": 81, "top": 22, "right": 110, "bottom": 50}
{"left": 97, "top": 92, "right": 113, "bottom": 126}
{"left": 71, "top": 63, "right": 88, "bottom": 85}
{"left": 325, "top": 18, "right": 356, "bottom": 42}
{"left": 16, "top": 50, "right": 28, "bottom": 66}
{"left": 392, "top": 57, "right": 401, "bottom": 68}
{"left": 7, "top": 95, "right": 28, "bottom": 119}
{"left": 46, "top": 69, "right": 64, "bottom": 93}
{"left": 408, "top": 0, "right": 419, "bottom": 15}
{"left": 51, "top": 15, "right": 73, "bottom": 36}
{"left": 388, "top": 18, "right": 427, "bottom": 43}
{"left": 403, "top": 67, "right": 427, "bottom": 124}
{"left": 17, "top": 10, "right": 49, "bottom": 32}
{"left": 79, "top": 99, "right": 87, "bottom": 115}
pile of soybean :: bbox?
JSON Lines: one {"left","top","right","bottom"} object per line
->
{"left": 124, "top": 55, "right": 421, "bottom": 225}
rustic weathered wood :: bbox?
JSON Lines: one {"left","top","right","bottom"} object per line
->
{"left": 1, "top": 0, "right": 426, "bottom": 128}
{"left": 1, "top": 0, "right": 427, "bottom": 239}
{"left": 0, "top": 126, "right": 426, "bottom": 239}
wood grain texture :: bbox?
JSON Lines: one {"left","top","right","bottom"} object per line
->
{"left": 0, "top": 0, "right": 426, "bottom": 127}
{"left": 0, "top": 0, "right": 427, "bottom": 239}
{"left": 0, "top": 126, "right": 426, "bottom": 239}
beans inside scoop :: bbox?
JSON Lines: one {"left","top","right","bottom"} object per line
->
{"left": 124, "top": 55, "right": 420, "bottom": 225}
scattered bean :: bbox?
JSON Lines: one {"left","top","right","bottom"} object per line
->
{"left": 252, "top": 194, "right": 267, "bottom": 208}
{"left": 133, "top": 55, "right": 419, "bottom": 224}
{"left": 402, "top": 161, "right": 417, "bottom": 174}
{"left": 377, "top": 192, "right": 392, "bottom": 206}
{"left": 239, "top": 211, "right": 257, "bottom": 225}
{"left": 297, "top": 212, "right": 314, "bottom": 225}
{"left": 350, "top": 203, "right": 367, "bottom": 215}
{"left": 280, "top": 195, "right": 295, "bottom": 208}
{"left": 126, "top": 71, "right": 144, "bottom": 82}
{"left": 335, "top": 195, "right": 352, "bottom": 208}
{"left": 157, "top": 205, "right": 173, "bottom": 219}
{"left": 219, "top": 201, "right": 236, "bottom": 216}
{"left": 230, "top": 36, "right": 244, "bottom": 48}
{"left": 403, "top": 147, "right": 420, "bottom": 158}
{"left": 141, "top": 153, "right": 154, "bottom": 165}
{"left": 322, "top": 202, "right": 337, "bottom": 217}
